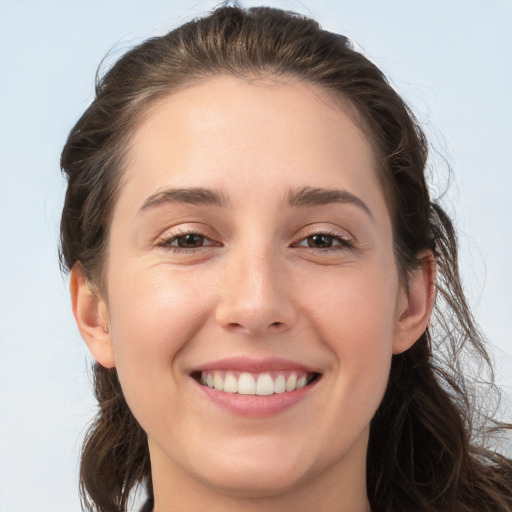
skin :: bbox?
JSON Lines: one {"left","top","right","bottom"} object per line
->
{"left": 71, "top": 76, "right": 434, "bottom": 512}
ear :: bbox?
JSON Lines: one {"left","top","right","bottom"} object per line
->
{"left": 392, "top": 250, "right": 436, "bottom": 355}
{"left": 69, "top": 265, "right": 116, "bottom": 368}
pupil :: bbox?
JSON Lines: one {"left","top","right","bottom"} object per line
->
{"left": 178, "top": 234, "right": 204, "bottom": 248}
{"left": 309, "top": 234, "right": 332, "bottom": 248}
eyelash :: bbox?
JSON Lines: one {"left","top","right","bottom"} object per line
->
{"left": 157, "top": 228, "right": 219, "bottom": 253}
{"left": 292, "top": 230, "right": 355, "bottom": 253}
{"left": 157, "top": 228, "right": 355, "bottom": 254}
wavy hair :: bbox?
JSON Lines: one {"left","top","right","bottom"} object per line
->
{"left": 60, "top": 6, "right": 512, "bottom": 512}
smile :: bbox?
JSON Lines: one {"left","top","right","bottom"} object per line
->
{"left": 190, "top": 357, "right": 322, "bottom": 416}
{"left": 197, "top": 370, "right": 319, "bottom": 395}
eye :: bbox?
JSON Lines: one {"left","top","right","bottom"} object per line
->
{"left": 304, "top": 234, "right": 336, "bottom": 249}
{"left": 294, "top": 231, "right": 354, "bottom": 251}
{"left": 157, "top": 230, "right": 218, "bottom": 252}
{"left": 173, "top": 233, "right": 206, "bottom": 249}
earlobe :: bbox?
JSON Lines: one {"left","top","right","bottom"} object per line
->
{"left": 69, "top": 265, "right": 116, "bottom": 368}
{"left": 392, "top": 251, "right": 436, "bottom": 355}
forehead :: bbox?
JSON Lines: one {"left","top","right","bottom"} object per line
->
{"left": 122, "top": 76, "right": 384, "bottom": 214}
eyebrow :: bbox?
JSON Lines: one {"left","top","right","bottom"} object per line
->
{"left": 139, "top": 185, "right": 373, "bottom": 221}
{"left": 285, "top": 186, "right": 374, "bottom": 221}
{"left": 140, "top": 187, "right": 231, "bottom": 212}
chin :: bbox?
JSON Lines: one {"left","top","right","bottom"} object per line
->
{"left": 187, "top": 436, "right": 326, "bottom": 498}
{"left": 200, "top": 461, "right": 310, "bottom": 499}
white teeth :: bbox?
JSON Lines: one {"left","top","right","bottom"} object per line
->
{"left": 213, "top": 371, "right": 223, "bottom": 391}
{"left": 223, "top": 373, "right": 238, "bottom": 393}
{"left": 296, "top": 375, "right": 307, "bottom": 389}
{"left": 274, "top": 374, "right": 286, "bottom": 393}
{"left": 256, "top": 373, "right": 274, "bottom": 395}
{"left": 238, "top": 372, "right": 256, "bottom": 395}
{"left": 286, "top": 373, "right": 297, "bottom": 392}
{"left": 199, "top": 370, "right": 315, "bottom": 395}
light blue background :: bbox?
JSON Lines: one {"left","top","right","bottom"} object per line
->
{"left": 1, "top": 1, "right": 511, "bottom": 510}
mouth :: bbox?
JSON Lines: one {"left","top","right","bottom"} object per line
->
{"left": 189, "top": 357, "right": 323, "bottom": 416}
{"left": 191, "top": 370, "right": 321, "bottom": 396}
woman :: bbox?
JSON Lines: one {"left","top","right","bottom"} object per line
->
{"left": 60, "top": 5, "right": 512, "bottom": 512}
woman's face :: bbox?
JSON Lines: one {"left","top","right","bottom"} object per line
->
{"left": 81, "top": 76, "right": 428, "bottom": 503}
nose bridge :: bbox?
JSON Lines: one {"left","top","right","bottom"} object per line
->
{"left": 215, "top": 239, "right": 295, "bottom": 334}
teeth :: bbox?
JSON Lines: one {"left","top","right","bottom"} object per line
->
{"left": 223, "top": 373, "right": 238, "bottom": 393}
{"left": 274, "top": 374, "right": 286, "bottom": 393}
{"left": 285, "top": 373, "right": 297, "bottom": 392}
{"left": 296, "top": 375, "right": 307, "bottom": 389}
{"left": 213, "top": 371, "right": 223, "bottom": 391}
{"left": 199, "top": 370, "right": 315, "bottom": 395}
{"left": 238, "top": 372, "right": 256, "bottom": 395}
{"left": 256, "top": 373, "right": 274, "bottom": 395}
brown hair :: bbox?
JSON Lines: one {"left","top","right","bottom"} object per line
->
{"left": 60, "top": 6, "right": 512, "bottom": 512}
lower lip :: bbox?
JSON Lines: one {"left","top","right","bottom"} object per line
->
{"left": 195, "top": 378, "right": 319, "bottom": 417}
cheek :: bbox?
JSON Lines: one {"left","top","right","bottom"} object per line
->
{"left": 104, "top": 267, "right": 221, "bottom": 439}
{"left": 304, "top": 263, "right": 399, "bottom": 346}
{"left": 320, "top": 289, "right": 394, "bottom": 394}
{"left": 302, "top": 263, "right": 397, "bottom": 396}
{"left": 105, "top": 267, "right": 214, "bottom": 389}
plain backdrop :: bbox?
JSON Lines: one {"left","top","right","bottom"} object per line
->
{"left": 0, "top": 1, "right": 511, "bottom": 510}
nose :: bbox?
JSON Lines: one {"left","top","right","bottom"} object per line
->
{"left": 215, "top": 247, "right": 297, "bottom": 336}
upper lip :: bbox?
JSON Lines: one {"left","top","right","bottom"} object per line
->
{"left": 191, "top": 356, "right": 321, "bottom": 374}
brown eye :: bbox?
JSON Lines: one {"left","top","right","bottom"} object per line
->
{"left": 176, "top": 233, "right": 205, "bottom": 248}
{"left": 295, "top": 232, "right": 354, "bottom": 252}
{"left": 307, "top": 234, "right": 334, "bottom": 248}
